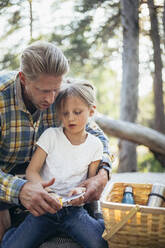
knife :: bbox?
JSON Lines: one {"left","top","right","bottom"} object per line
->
{"left": 48, "top": 190, "right": 85, "bottom": 206}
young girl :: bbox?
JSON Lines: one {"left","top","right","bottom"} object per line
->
{"left": 1, "top": 79, "right": 108, "bottom": 248}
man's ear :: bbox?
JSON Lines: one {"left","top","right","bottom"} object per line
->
{"left": 89, "top": 105, "right": 96, "bottom": 117}
{"left": 19, "top": 72, "right": 26, "bottom": 86}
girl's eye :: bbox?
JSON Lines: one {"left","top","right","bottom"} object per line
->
{"left": 63, "top": 112, "right": 69, "bottom": 116}
{"left": 74, "top": 111, "right": 82, "bottom": 115}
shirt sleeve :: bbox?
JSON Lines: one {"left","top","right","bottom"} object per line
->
{"left": 0, "top": 72, "right": 27, "bottom": 204}
{"left": 91, "top": 139, "right": 103, "bottom": 162}
{"left": 86, "top": 119, "right": 112, "bottom": 169}
{"left": 0, "top": 169, "right": 27, "bottom": 204}
{"left": 36, "top": 127, "right": 54, "bottom": 154}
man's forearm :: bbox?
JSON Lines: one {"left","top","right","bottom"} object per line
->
{"left": 81, "top": 168, "right": 110, "bottom": 203}
{"left": 0, "top": 169, "right": 26, "bottom": 205}
{"left": 26, "top": 169, "right": 44, "bottom": 184}
{"left": 97, "top": 168, "right": 110, "bottom": 186}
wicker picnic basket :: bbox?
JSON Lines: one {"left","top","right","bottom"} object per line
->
{"left": 100, "top": 182, "right": 165, "bottom": 248}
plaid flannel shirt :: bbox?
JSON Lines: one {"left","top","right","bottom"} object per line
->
{"left": 0, "top": 71, "right": 111, "bottom": 205}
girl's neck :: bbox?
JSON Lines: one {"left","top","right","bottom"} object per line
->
{"left": 63, "top": 128, "right": 87, "bottom": 145}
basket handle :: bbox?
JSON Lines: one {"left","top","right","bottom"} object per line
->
{"left": 102, "top": 204, "right": 140, "bottom": 241}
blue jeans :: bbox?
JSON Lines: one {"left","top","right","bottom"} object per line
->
{"left": 1, "top": 206, "right": 108, "bottom": 248}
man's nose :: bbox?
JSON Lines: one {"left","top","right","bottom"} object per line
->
{"left": 45, "top": 92, "right": 56, "bottom": 104}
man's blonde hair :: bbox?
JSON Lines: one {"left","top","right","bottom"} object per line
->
{"left": 20, "top": 41, "right": 69, "bottom": 80}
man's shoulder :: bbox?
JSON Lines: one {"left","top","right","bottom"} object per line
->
{"left": 87, "top": 132, "right": 103, "bottom": 146}
{"left": 0, "top": 71, "right": 17, "bottom": 91}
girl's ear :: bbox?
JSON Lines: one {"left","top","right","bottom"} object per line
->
{"left": 89, "top": 105, "right": 96, "bottom": 117}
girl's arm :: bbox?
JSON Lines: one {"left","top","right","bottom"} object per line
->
{"left": 25, "top": 146, "right": 62, "bottom": 211}
{"left": 68, "top": 160, "right": 101, "bottom": 206}
{"left": 88, "top": 160, "right": 101, "bottom": 178}
{"left": 26, "top": 146, "right": 47, "bottom": 183}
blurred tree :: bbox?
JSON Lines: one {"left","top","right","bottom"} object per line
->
{"left": 28, "top": 0, "right": 33, "bottom": 41}
{"left": 50, "top": 0, "right": 121, "bottom": 67}
{"left": 0, "top": 0, "right": 23, "bottom": 69}
{"left": 118, "top": 0, "right": 139, "bottom": 172}
{"left": 57, "top": 0, "right": 165, "bottom": 171}
{"left": 49, "top": 0, "right": 121, "bottom": 118}
{"left": 147, "top": 0, "right": 165, "bottom": 167}
{"left": 0, "top": 0, "right": 35, "bottom": 70}
{"left": 0, "top": 0, "right": 11, "bottom": 11}
{"left": 148, "top": 0, "right": 165, "bottom": 134}
{"left": 163, "top": 0, "right": 165, "bottom": 38}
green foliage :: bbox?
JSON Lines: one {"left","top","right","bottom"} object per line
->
{"left": 0, "top": 0, "right": 11, "bottom": 11}
{"left": 138, "top": 150, "right": 165, "bottom": 172}
{"left": 138, "top": 91, "right": 154, "bottom": 128}
{"left": 74, "top": 0, "right": 100, "bottom": 12}
{"left": 49, "top": 0, "right": 120, "bottom": 67}
{"left": 48, "top": 0, "right": 121, "bottom": 120}
{"left": 0, "top": 0, "right": 24, "bottom": 13}
{"left": 66, "top": 54, "right": 120, "bottom": 118}
{"left": 0, "top": 50, "right": 19, "bottom": 70}
{"left": 8, "top": 10, "right": 21, "bottom": 25}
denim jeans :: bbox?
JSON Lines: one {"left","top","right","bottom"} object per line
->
{"left": 1, "top": 206, "right": 108, "bottom": 248}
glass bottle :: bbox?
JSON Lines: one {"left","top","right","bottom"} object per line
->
{"left": 122, "top": 186, "right": 135, "bottom": 204}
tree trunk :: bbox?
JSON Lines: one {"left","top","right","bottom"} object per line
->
{"left": 28, "top": 0, "right": 33, "bottom": 41}
{"left": 163, "top": 0, "right": 165, "bottom": 39}
{"left": 119, "top": 0, "right": 139, "bottom": 172}
{"left": 94, "top": 114, "right": 165, "bottom": 156}
{"left": 147, "top": 0, "right": 165, "bottom": 134}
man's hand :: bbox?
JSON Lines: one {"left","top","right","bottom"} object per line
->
{"left": 80, "top": 169, "right": 110, "bottom": 203}
{"left": 67, "top": 187, "right": 86, "bottom": 206}
{"left": 19, "top": 178, "right": 62, "bottom": 216}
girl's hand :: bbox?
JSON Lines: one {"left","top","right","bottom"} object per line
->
{"left": 68, "top": 187, "right": 86, "bottom": 196}
{"left": 68, "top": 187, "right": 86, "bottom": 206}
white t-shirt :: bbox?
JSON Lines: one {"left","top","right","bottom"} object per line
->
{"left": 36, "top": 127, "right": 103, "bottom": 196}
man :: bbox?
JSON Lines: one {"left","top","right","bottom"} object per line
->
{"left": 0, "top": 41, "right": 111, "bottom": 242}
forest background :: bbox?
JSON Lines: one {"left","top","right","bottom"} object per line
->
{"left": 0, "top": 0, "right": 165, "bottom": 173}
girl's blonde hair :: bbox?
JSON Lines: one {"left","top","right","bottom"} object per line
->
{"left": 20, "top": 41, "right": 69, "bottom": 80}
{"left": 55, "top": 78, "right": 96, "bottom": 115}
